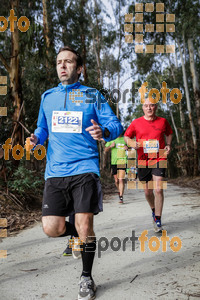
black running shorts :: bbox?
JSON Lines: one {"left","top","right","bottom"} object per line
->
{"left": 138, "top": 166, "right": 166, "bottom": 182}
{"left": 42, "top": 173, "right": 103, "bottom": 217}
{"left": 111, "top": 165, "right": 126, "bottom": 176}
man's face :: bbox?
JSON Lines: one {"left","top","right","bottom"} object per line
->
{"left": 56, "top": 50, "right": 82, "bottom": 85}
{"left": 142, "top": 99, "right": 157, "bottom": 118}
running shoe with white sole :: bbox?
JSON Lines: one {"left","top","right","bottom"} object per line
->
{"left": 63, "top": 244, "right": 72, "bottom": 256}
{"left": 78, "top": 276, "right": 96, "bottom": 300}
{"left": 119, "top": 196, "right": 123, "bottom": 204}
{"left": 152, "top": 211, "right": 155, "bottom": 223}
{"left": 72, "top": 237, "right": 82, "bottom": 259}
{"left": 153, "top": 217, "right": 163, "bottom": 233}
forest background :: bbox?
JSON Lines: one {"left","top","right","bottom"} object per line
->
{"left": 0, "top": 0, "right": 200, "bottom": 232}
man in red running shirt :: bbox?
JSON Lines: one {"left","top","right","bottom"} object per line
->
{"left": 124, "top": 98, "right": 173, "bottom": 233}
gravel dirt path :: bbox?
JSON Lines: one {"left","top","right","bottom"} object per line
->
{"left": 0, "top": 183, "right": 200, "bottom": 300}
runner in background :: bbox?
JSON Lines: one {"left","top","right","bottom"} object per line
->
{"left": 105, "top": 135, "right": 128, "bottom": 204}
{"left": 62, "top": 214, "right": 81, "bottom": 258}
{"left": 124, "top": 99, "right": 173, "bottom": 232}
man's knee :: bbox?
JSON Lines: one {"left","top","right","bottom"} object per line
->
{"left": 114, "top": 178, "right": 118, "bottom": 184}
{"left": 42, "top": 224, "right": 65, "bottom": 237}
{"left": 78, "top": 223, "right": 90, "bottom": 238}
{"left": 113, "top": 174, "right": 118, "bottom": 182}
{"left": 145, "top": 188, "right": 153, "bottom": 197}
{"left": 76, "top": 214, "right": 94, "bottom": 241}
{"left": 42, "top": 217, "right": 65, "bottom": 237}
{"left": 154, "top": 188, "right": 163, "bottom": 196}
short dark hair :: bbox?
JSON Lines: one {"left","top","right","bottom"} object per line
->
{"left": 57, "top": 46, "right": 83, "bottom": 68}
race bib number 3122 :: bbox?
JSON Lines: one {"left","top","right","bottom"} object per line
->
{"left": 52, "top": 111, "right": 83, "bottom": 133}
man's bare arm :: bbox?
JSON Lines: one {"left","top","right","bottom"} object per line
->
{"left": 105, "top": 142, "right": 115, "bottom": 152}
{"left": 165, "top": 134, "right": 173, "bottom": 155}
{"left": 124, "top": 136, "right": 139, "bottom": 149}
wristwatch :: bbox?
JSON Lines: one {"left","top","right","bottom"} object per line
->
{"left": 104, "top": 127, "right": 110, "bottom": 138}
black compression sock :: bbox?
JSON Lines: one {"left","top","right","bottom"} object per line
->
{"left": 69, "top": 215, "right": 76, "bottom": 239}
{"left": 59, "top": 221, "right": 78, "bottom": 237}
{"left": 155, "top": 216, "right": 161, "bottom": 220}
{"left": 152, "top": 208, "right": 155, "bottom": 214}
{"left": 81, "top": 239, "right": 96, "bottom": 278}
{"left": 69, "top": 214, "right": 75, "bottom": 226}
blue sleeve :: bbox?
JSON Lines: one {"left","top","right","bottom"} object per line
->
{"left": 94, "top": 91, "right": 123, "bottom": 142}
{"left": 34, "top": 94, "right": 49, "bottom": 145}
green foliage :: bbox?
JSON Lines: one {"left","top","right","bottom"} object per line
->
{"left": 1, "top": 0, "right": 200, "bottom": 187}
{"left": 7, "top": 164, "right": 44, "bottom": 196}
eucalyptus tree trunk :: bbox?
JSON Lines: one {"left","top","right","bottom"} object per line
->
{"left": 42, "top": 0, "right": 50, "bottom": 71}
{"left": 116, "top": 0, "right": 122, "bottom": 118}
{"left": 188, "top": 38, "right": 200, "bottom": 138}
{"left": 198, "top": 48, "right": 200, "bottom": 59}
{"left": 166, "top": 56, "right": 189, "bottom": 174}
{"left": 177, "top": 38, "right": 198, "bottom": 176}
{"left": 11, "top": 0, "right": 21, "bottom": 144}
{"left": 169, "top": 52, "right": 187, "bottom": 146}
{"left": 92, "top": 29, "right": 101, "bottom": 85}
{"left": 165, "top": 59, "right": 180, "bottom": 144}
{"left": 92, "top": 0, "right": 102, "bottom": 85}
{"left": 0, "top": 0, "right": 23, "bottom": 177}
{"left": 80, "top": 0, "right": 88, "bottom": 83}
{"left": 154, "top": 71, "right": 179, "bottom": 143}
{"left": 9, "top": 0, "right": 22, "bottom": 148}
{"left": 81, "top": 34, "right": 88, "bottom": 83}
{"left": 175, "top": 42, "right": 178, "bottom": 69}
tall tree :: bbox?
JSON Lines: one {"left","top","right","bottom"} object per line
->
{"left": 92, "top": 0, "right": 103, "bottom": 85}
{"left": 188, "top": 38, "right": 200, "bottom": 138}
{"left": 0, "top": 0, "right": 23, "bottom": 148}
{"left": 177, "top": 38, "right": 198, "bottom": 176}
{"left": 42, "top": 0, "right": 51, "bottom": 81}
{"left": 114, "top": 0, "right": 126, "bottom": 118}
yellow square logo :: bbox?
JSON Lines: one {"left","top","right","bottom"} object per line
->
{"left": 124, "top": 3, "right": 175, "bottom": 53}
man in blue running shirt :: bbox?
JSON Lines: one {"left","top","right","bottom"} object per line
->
{"left": 29, "top": 46, "right": 123, "bottom": 300}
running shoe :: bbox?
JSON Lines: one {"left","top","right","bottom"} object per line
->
{"left": 119, "top": 196, "right": 123, "bottom": 204}
{"left": 63, "top": 244, "right": 72, "bottom": 256}
{"left": 78, "top": 276, "right": 96, "bottom": 300}
{"left": 72, "top": 237, "right": 82, "bottom": 259}
{"left": 153, "top": 217, "right": 163, "bottom": 233}
{"left": 152, "top": 211, "right": 155, "bottom": 223}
